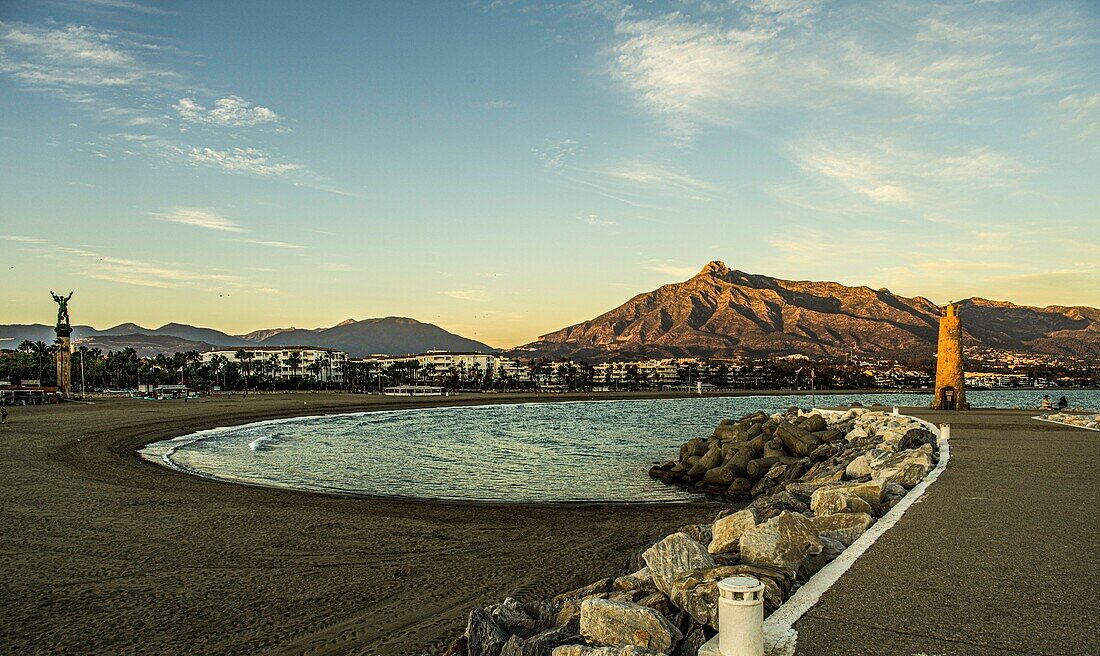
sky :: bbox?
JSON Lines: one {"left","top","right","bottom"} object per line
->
{"left": 1, "top": 0, "right": 1098, "bottom": 348}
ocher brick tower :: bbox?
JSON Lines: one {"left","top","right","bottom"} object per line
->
{"left": 932, "top": 303, "right": 967, "bottom": 410}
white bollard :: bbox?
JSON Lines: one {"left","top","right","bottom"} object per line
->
{"left": 716, "top": 576, "right": 765, "bottom": 656}
{"left": 892, "top": 406, "right": 900, "bottom": 416}
{"left": 939, "top": 423, "right": 951, "bottom": 441}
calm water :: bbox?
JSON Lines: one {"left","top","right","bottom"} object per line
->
{"left": 141, "top": 390, "right": 1099, "bottom": 502}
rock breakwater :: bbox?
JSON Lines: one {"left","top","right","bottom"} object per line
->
{"left": 1036, "top": 411, "right": 1100, "bottom": 431}
{"left": 443, "top": 408, "right": 940, "bottom": 656}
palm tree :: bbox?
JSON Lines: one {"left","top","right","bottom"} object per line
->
{"left": 268, "top": 353, "right": 281, "bottom": 390}
{"left": 286, "top": 352, "right": 302, "bottom": 381}
{"left": 235, "top": 349, "right": 255, "bottom": 396}
{"left": 31, "top": 340, "right": 49, "bottom": 383}
{"left": 317, "top": 354, "right": 331, "bottom": 390}
{"left": 308, "top": 359, "right": 323, "bottom": 389}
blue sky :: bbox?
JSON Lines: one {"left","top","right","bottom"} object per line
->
{"left": 1, "top": 0, "right": 1098, "bottom": 347}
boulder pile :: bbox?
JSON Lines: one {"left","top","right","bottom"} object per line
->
{"left": 1040, "top": 411, "right": 1100, "bottom": 431}
{"left": 443, "top": 408, "right": 940, "bottom": 656}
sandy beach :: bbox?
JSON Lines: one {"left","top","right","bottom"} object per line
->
{"left": 0, "top": 391, "right": 732, "bottom": 655}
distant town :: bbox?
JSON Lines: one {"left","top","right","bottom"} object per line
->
{"left": 2, "top": 340, "right": 1096, "bottom": 402}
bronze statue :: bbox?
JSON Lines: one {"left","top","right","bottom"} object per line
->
{"left": 51, "top": 291, "right": 73, "bottom": 327}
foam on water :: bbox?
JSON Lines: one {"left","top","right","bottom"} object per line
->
{"left": 248, "top": 435, "right": 277, "bottom": 451}
{"left": 142, "top": 390, "right": 1098, "bottom": 503}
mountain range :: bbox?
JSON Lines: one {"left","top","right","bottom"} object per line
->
{"left": 0, "top": 317, "right": 495, "bottom": 359}
{"left": 508, "top": 261, "right": 1100, "bottom": 361}
{"left": 5, "top": 262, "right": 1096, "bottom": 360}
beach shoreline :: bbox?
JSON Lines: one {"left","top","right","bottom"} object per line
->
{"left": 1, "top": 392, "right": 729, "bottom": 655}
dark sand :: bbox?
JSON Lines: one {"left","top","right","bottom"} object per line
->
{"left": 0, "top": 392, "right": 727, "bottom": 655}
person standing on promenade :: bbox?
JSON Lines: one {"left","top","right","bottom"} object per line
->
{"left": 1, "top": 405, "right": 8, "bottom": 424}
{"left": 1041, "top": 394, "right": 1052, "bottom": 410}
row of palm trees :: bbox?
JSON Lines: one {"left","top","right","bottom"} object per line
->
{"left": 216, "top": 350, "right": 340, "bottom": 393}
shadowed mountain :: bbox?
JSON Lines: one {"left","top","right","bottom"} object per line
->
{"left": 508, "top": 261, "right": 1099, "bottom": 361}
{"left": 255, "top": 317, "right": 495, "bottom": 357}
{"left": 1, "top": 318, "right": 494, "bottom": 358}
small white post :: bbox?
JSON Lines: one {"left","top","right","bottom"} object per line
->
{"left": 892, "top": 406, "right": 900, "bottom": 416}
{"left": 939, "top": 423, "right": 951, "bottom": 441}
{"left": 716, "top": 576, "right": 765, "bottom": 656}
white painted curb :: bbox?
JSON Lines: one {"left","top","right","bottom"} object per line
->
{"left": 1031, "top": 415, "right": 1100, "bottom": 432}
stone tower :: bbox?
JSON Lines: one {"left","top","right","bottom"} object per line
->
{"left": 932, "top": 303, "right": 967, "bottom": 410}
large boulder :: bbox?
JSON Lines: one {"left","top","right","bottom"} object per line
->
{"left": 667, "top": 565, "right": 785, "bottom": 627}
{"left": 579, "top": 599, "right": 682, "bottom": 654}
{"left": 871, "top": 444, "right": 934, "bottom": 488}
{"left": 708, "top": 509, "right": 757, "bottom": 554}
{"left": 491, "top": 597, "right": 537, "bottom": 637}
{"left": 552, "top": 579, "right": 612, "bottom": 608}
{"left": 501, "top": 624, "right": 581, "bottom": 656}
{"left": 798, "top": 535, "right": 846, "bottom": 580}
{"left": 468, "top": 608, "right": 510, "bottom": 656}
{"left": 810, "top": 486, "right": 872, "bottom": 516}
{"left": 739, "top": 511, "right": 823, "bottom": 577}
{"left": 809, "top": 513, "right": 874, "bottom": 547}
{"left": 748, "top": 490, "right": 807, "bottom": 521}
{"left": 614, "top": 568, "right": 656, "bottom": 595}
{"left": 677, "top": 523, "right": 713, "bottom": 546}
{"left": 810, "top": 480, "right": 885, "bottom": 515}
{"left": 642, "top": 533, "right": 715, "bottom": 597}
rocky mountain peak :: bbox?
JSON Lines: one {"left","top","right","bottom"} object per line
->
{"left": 697, "top": 260, "right": 731, "bottom": 277}
{"left": 508, "top": 262, "right": 1100, "bottom": 361}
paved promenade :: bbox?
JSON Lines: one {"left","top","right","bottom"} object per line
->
{"left": 793, "top": 408, "right": 1099, "bottom": 656}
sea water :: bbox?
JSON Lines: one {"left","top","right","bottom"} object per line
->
{"left": 140, "top": 390, "right": 1099, "bottom": 503}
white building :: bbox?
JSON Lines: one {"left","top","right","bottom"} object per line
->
{"left": 352, "top": 351, "right": 529, "bottom": 383}
{"left": 202, "top": 346, "right": 347, "bottom": 383}
{"left": 592, "top": 358, "right": 710, "bottom": 387}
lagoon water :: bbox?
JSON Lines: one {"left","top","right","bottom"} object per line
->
{"left": 142, "top": 390, "right": 1099, "bottom": 502}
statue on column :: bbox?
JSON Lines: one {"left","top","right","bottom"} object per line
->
{"left": 51, "top": 291, "right": 74, "bottom": 396}
{"left": 51, "top": 291, "right": 73, "bottom": 329}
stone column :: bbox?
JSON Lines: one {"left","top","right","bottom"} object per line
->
{"left": 55, "top": 328, "right": 73, "bottom": 397}
{"left": 932, "top": 304, "right": 967, "bottom": 410}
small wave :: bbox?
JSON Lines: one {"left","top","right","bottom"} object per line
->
{"left": 248, "top": 435, "right": 277, "bottom": 451}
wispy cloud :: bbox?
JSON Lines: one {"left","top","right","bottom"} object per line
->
{"left": 0, "top": 235, "right": 47, "bottom": 243}
{"left": 0, "top": 20, "right": 327, "bottom": 187}
{"left": 585, "top": 214, "right": 617, "bottom": 226}
{"left": 239, "top": 239, "right": 305, "bottom": 250}
{"left": 603, "top": 2, "right": 1092, "bottom": 143}
{"left": 645, "top": 260, "right": 698, "bottom": 278}
{"left": 439, "top": 289, "right": 489, "bottom": 301}
{"left": 174, "top": 96, "right": 283, "bottom": 129}
{"left": 0, "top": 21, "right": 177, "bottom": 92}
{"left": 598, "top": 160, "right": 716, "bottom": 198}
{"left": 74, "top": 0, "right": 176, "bottom": 16}
{"left": 187, "top": 147, "right": 304, "bottom": 177}
{"left": 788, "top": 137, "right": 1030, "bottom": 206}
{"left": 480, "top": 99, "right": 515, "bottom": 109}
{"left": 20, "top": 238, "right": 274, "bottom": 292}
{"left": 533, "top": 137, "right": 581, "bottom": 169}
{"left": 149, "top": 207, "right": 245, "bottom": 232}
{"left": 1059, "top": 92, "right": 1100, "bottom": 138}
